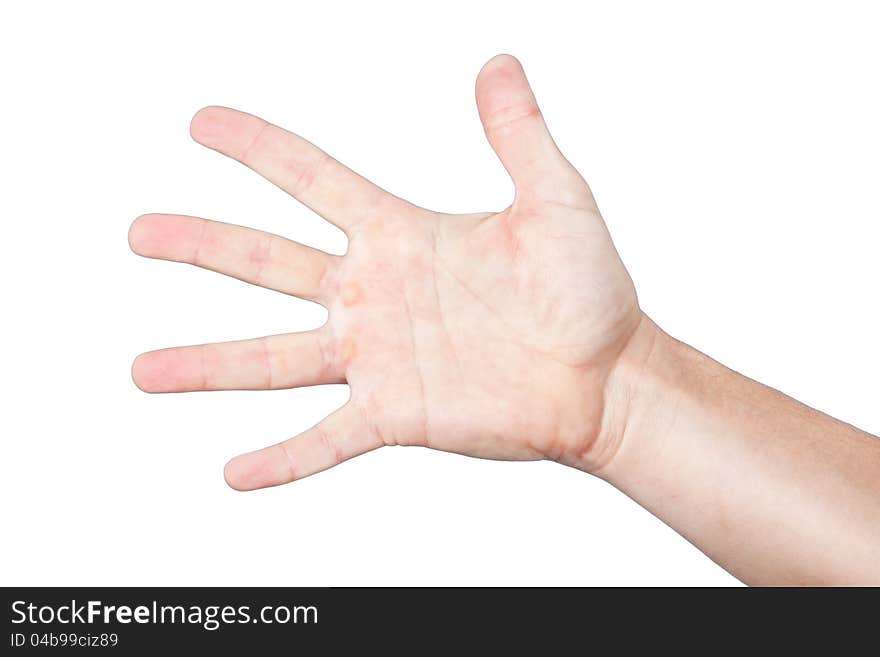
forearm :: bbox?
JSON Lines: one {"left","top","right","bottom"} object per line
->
{"left": 593, "top": 315, "right": 880, "bottom": 585}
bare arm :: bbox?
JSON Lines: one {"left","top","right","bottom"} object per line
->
{"left": 595, "top": 316, "right": 880, "bottom": 585}
{"left": 130, "top": 54, "right": 880, "bottom": 585}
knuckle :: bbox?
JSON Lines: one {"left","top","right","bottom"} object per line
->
{"left": 484, "top": 104, "right": 541, "bottom": 135}
{"left": 286, "top": 151, "right": 331, "bottom": 198}
{"left": 316, "top": 425, "right": 342, "bottom": 465}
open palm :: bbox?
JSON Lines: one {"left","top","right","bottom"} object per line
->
{"left": 130, "top": 55, "right": 642, "bottom": 490}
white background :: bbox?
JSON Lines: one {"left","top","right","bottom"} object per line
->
{"left": 1, "top": 1, "right": 878, "bottom": 586}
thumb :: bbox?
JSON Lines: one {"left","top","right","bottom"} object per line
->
{"left": 476, "top": 55, "right": 589, "bottom": 204}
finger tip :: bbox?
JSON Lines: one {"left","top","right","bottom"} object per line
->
{"left": 128, "top": 213, "right": 204, "bottom": 261}
{"left": 475, "top": 54, "right": 533, "bottom": 120}
{"left": 481, "top": 53, "right": 522, "bottom": 73}
{"left": 225, "top": 448, "right": 293, "bottom": 491}
{"left": 128, "top": 214, "right": 155, "bottom": 255}
{"left": 131, "top": 351, "right": 174, "bottom": 393}
{"left": 223, "top": 459, "right": 246, "bottom": 491}
{"left": 224, "top": 458, "right": 256, "bottom": 492}
{"left": 189, "top": 106, "right": 228, "bottom": 146}
{"left": 477, "top": 53, "right": 523, "bottom": 88}
{"left": 131, "top": 353, "right": 154, "bottom": 392}
{"left": 225, "top": 454, "right": 271, "bottom": 492}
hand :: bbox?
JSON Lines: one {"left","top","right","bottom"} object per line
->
{"left": 130, "top": 54, "right": 644, "bottom": 491}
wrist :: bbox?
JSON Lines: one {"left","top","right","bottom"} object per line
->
{"left": 595, "top": 313, "right": 718, "bottom": 492}
{"left": 563, "top": 312, "right": 683, "bottom": 481}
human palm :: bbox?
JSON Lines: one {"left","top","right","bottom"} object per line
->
{"left": 131, "top": 55, "right": 641, "bottom": 490}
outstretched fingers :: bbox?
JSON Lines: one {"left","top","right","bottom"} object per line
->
{"left": 224, "top": 403, "right": 382, "bottom": 490}
{"left": 190, "top": 106, "right": 411, "bottom": 231}
{"left": 132, "top": 330, "right": 341, "bottom": 393}
{"left": 129, "top": 214, "right": 338, "bottom": 303}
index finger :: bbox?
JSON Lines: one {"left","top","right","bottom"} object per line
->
{"left": 190, "top": 106, "right": 411, "bottom": 232}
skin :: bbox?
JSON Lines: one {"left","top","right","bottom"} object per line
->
{"left": 130, "top": 54, "right": 880, "bottom": 585}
